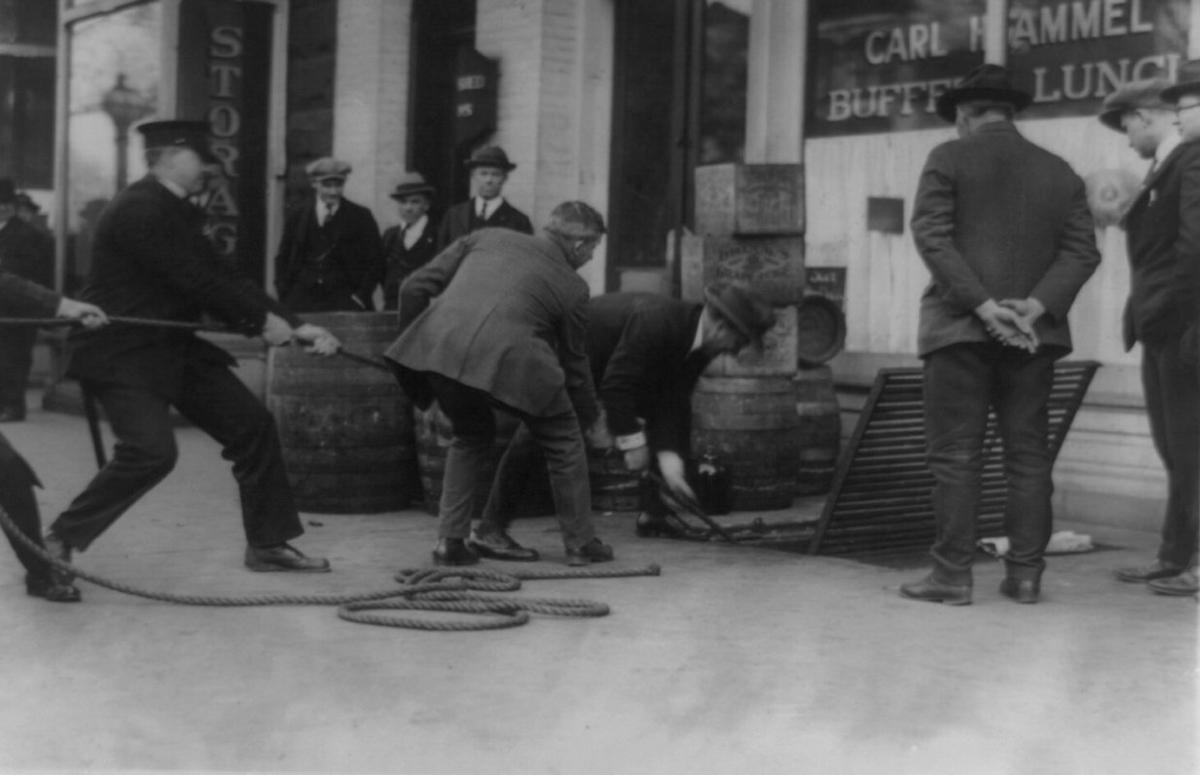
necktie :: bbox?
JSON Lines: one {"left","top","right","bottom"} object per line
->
{"left": 477, "top": 201, "right": 487, "bottom": 220}
{"left": 1143, "top": 159, "right": 1158, "bottom": 186}
{"left": 322, "top": 207, "right": 335, "bottom": 227}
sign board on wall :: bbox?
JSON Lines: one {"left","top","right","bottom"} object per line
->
{"left": 807, "top": 0, "right": 1188, "bottom": 137}
{"left": 455, "top": 48, "right": 498, "bottom": 147}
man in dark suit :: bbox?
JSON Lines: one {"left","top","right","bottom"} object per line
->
{"left": 0, "top": 269, "right": 107, "bottom": 601}
{"left": 386, "top": 202, "right": 609, "bottom": 567}
{"left": 902, "top": 65, "right": 1100, "bottom": 606}
{"left": 468, "top": 285, "right": 775, "bottom": 561}
{"left": 435, "top": 146, "right": 533, "bottom": 249}
{"left": 44, "top": 120, "right": 340, "bottom": 599}
{"left": 0, "top": 179, "right": 55, "bottom": 422}
{"left": 1100, "top": 72, "right": 1200, "bottom": 597}
{"left": 381, "top": 172, "right": 439, "bottom": 310}
{"left": 274, "top": 157, "right": 384, "bottom": 312}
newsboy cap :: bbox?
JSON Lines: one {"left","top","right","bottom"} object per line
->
{"left": 306, "top": 157, "right": 352, "bottom": 182}
{"left": 136, "top": 120, "right": 219, "bottom": 164}
{"left": 388, "top": 171, "right": 436, "bottom": 200}
{"left": 1162, "top": 59, "right": 1200, "bottom": 103}
{"left": 464, "top": 145, "right": 516, "bottom": 171}
{"left": 935, "top": 64, "right": 1032, "bottom": 123}
{"left": 1098, "top": 78, "right": 1174, "bottom": 131}
{"left": 704, "top": 283, "right": 775, "bottom": 351}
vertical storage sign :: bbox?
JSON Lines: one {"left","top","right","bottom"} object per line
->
{"left": 176, "top": 0, "right": 274, "bottom": 285}
{"left": 807, "top": 0, "right": 1188, "bottom": 137}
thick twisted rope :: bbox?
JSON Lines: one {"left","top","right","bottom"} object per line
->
{"left": 0, "top": 505, "right": 659, "bottom": 630}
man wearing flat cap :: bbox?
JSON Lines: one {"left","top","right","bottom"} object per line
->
{"left": 1101, "top": 71, "right": 1200, "bottom": 598}
{"left": 274, "top": 157, "right": 384, "bottom": 312}
{"left": 436, "top": 145, "right": 533, "bottom": 249}
{"left": 380, "top": 172, "right": 439, "bottom": 310}
{"left": 902, "top": 64, "right": 1100, "bottom": 606}
{"left": 43, "top": 119, "right": 341, "bottom": 600}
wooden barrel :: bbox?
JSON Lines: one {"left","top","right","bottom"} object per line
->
{"left": 414, "top": 403, "right": 556, "bottom": 517}
{"left": 794, "top": 365, "right": 841, "bottom": 495}
{"left": 588, "top": 446, "right": 642, "bottom": 513}
{"left": 266, "top": 312, "right": 417, "bottom": 513}
{"left": 690, "top": 376, "right": 800, "bottom": 510}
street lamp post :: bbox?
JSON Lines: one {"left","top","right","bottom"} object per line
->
{"left": 100, "top": 73, "right": 151, "bottom": 192}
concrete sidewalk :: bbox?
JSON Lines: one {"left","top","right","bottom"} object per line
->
{"left": 0, "top": 405, "right": 1195, "bottom": 775}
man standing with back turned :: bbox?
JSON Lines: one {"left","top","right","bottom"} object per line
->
{"left": 1100, "top": 70, "right": 1200, "bottom": 597}
{"left": 902, "top": 65, "right": 1100, "bottom": 606}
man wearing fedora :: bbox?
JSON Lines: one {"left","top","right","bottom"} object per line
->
{"left": 386, "top": 201, "right": 611, "bottom": 567}
{"left": 274, "top": 157, "right": 384, "bottom": 312}
{"left": 381, "top": 172, "right": 439, "bottom": 311}
{"left": 0, "top": 179, "right": 55, "bottom": 422}
{"left": 42, "top": 120, "right": 341, "bottom": 600}
{"left": 903, "top": 64, "right": 1100, "bottom": 606}
{"left": 1099, "top": 70, "right": 1200, "bottom": 597}
{"left": 436, "top": 145, "right": 533, "bottom": 249}
{"left": 470, "top": 284, "right": 775, "bottom": 560}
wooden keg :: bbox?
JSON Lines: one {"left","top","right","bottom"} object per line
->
{"left": 690, "top": 375, "right": 800, "bottom": 510}
{"left": 266, "top": 312, "right": 417, "bottom": 513}
{"left": 794, "top": 365, "right": 842, "bottom": 495}
{"left": 414, "top": 404, "right": 556, "bottom": 518}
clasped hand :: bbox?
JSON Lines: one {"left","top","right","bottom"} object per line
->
{"left": 977, "top": 298, "right": 1043, "bottom": 354}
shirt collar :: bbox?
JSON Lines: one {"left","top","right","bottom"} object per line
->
{"left": 689, "top": 313, "right": 705, "bottom": 354}
{"left": 402, "top": 214, "right": 428, "bottom": 244}
{"left": 158, "top": 177, "right": 189, "bottom": 199}
{"left": 475, "top": 196, "right": 504, "bottom": 219}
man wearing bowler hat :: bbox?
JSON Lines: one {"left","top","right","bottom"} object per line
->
{"left": 274, "top": 157, "right": 384, "bottom": 312}
{"left": 470, "top": 283, "right": 776, "bottom": 561}
{"left": 42, "top": 119, "right": 341, "bottom": 600}
{"left": 436, "top": 145, "right": 533, "bottom": 249}
{"left": 380, "top": 172, "right": 439, "bottom": 310}
{"left": 902, "top": 64, "right": 1100, "bottom": 606}
{"left": 1100, "top": 70, "right": 1200, "bottom": 597}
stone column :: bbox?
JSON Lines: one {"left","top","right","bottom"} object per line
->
{"left": 743, "top": 0, "right": 807, "bottom": 164}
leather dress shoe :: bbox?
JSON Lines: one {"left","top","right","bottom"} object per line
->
{"left": 467, "top": 528, "right": 539, "bottom": 562}
{"left": 244, "top": 543, "right": 331, "bottom": 572}
{"left": 999, "top": 577, "right": 1040, "bottom": 604}
{"left": 1114, "top": 560, "right": 1183, "bottom": 583}
{"left": 899, "top": 573, "right": 972, "bottom": 606}
{"left": 42, "top": 530, "right": 76, "bottom": 588}
{"left": 432, "top": 538, "right": 479, "bottom": 567}
{"left": 566, "top": 537, "right": 614, "bottom": 567}
{"left": 25, "top": 573, "right": 81, "bottom": 603}
{"left": 1148, "top": 570, "right": 1198, "bottom": 597}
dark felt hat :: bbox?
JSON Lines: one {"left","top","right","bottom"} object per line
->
{"left": 1098, "top": 77, "right": 1174, "bottom": 131}
{"left": 704, "top": 283, "right": 775, "bottom": 350}
{"left": 0, "top": 179, "right": 15, "bottom": 205}
{"left": 388, "top": 171, "right": 436, "bottom": 200}
{"left": 1162, "top": 59, "right": 1200, "bottom": 102}
{"left": 935, "top": 64, "right": 1032, "bottom": 123}
{"left": 464, "top": 145, "right": 516, "bottom": 171}
{"left": 136, "top": 119, "right": 219, "bottom": 164}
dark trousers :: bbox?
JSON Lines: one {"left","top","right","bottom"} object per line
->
{"left": 1142, "top": 337, "right": 1200, "bottom": 569}
{"left": 924, "top": 343, "right": 1057, "bottom": 583}
{"left": 428, "top": 374, "right": 595, "bottom": 550}
{"left": 0, "top": 327, "right": 36, "bottom": 414}
{"left": 51, "top": 362, "right": 304, "bottom": 551}
{"left": 0, "top": 433, "right": 48, "bottom": 579}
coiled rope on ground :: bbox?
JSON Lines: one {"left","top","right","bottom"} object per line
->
{"left": 0, "top": 505, "right": 660, "bottom": 631}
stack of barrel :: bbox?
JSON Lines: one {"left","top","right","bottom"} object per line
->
{"left": 683, "top": 163, "right": 845, "bottom": 510}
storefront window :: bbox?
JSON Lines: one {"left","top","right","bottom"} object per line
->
{"left": 64, "top": 2, "right": 161, "bottom": 291}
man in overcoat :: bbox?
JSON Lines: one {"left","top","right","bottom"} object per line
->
{"left": 274, "top": 157, "right": 384, "bottom": 312}
{"left": 435, "top": 146, "right": 533, "bottom": 249}
{"left": 902, "top": 65, "right": 1100, "bottom": 606}
{"left": 468, "top": 285, "right": 775, "bottom": 561}
{"left": 1100, "top": 71, "right": 1200, "bottom": 597}
{"left": 386, "top": 202, "right": 609, "bottom": 567}
{"left": 0, "top": 269, "right": 106, "bottom": 601}
{"left": 45, "top": 120, "right": 340, "bottom": 598}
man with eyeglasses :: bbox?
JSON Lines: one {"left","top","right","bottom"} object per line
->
{"left": 1097, "top": 73, "right": 1200, "bottom": 597}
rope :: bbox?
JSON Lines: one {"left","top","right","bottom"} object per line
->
{"left": 0, "top": 504, "right": 659, "bottom": 630}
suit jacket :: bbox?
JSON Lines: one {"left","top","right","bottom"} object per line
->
{"left": 911, "top": 121, "right": 1100, "bottom": 357}
{"left": 1121, "top": 138, "right": 1200, "bottom": 350}
{"left": 0, "top": 217, "right": 54, "bottom": 288}
{"left": 0, "top": 268, "right": 58, "bottom": 318}
{"left": 436, "top": 198, "right": 533, "bottom": 249}
{"left": 588, "top": 293, "right": 708, "bottom": 454}
{"left": 66, "top": 175, "right": 296, "bottom": 400}
{"left": 385, "top": 227, "right": 597, "bottom": 423}
{"left": 381, "top": 218, "right": 439, "bottom": 310}
{"left": 274, "top": 197, "right": 383, "bottom": 310}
